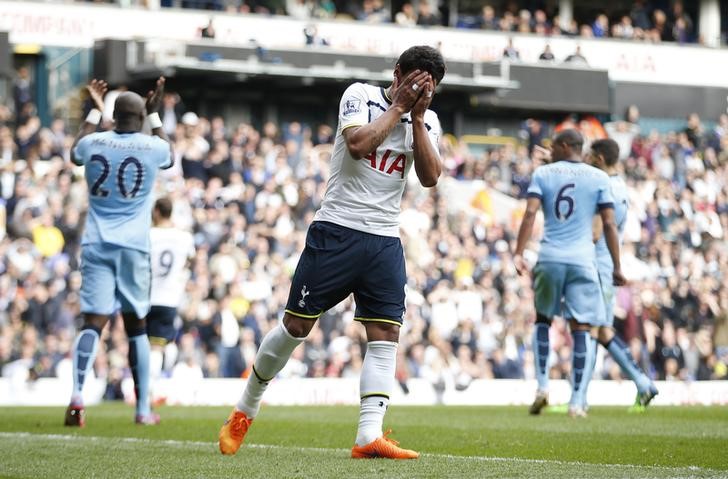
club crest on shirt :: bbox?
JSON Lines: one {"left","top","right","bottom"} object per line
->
{"left": 342, "top": 98, "right": 361, "bottom": 116}
{"left": 298, "top": 285, "right": 310, "bottom": 308}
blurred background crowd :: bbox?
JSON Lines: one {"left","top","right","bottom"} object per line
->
{"left": 80, "top": 0, "right": 706, "bottom": 45}
{"left": 0, "top": 63, "right": 727, "bottom": 401}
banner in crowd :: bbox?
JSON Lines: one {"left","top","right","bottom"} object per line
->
{"left": 2, "top": 377, "right": 727, "bottom": 406}
{"left": 1, "top": 1, "right": 728, "bottom": 88}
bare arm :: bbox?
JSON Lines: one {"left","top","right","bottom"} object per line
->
{"left": 514, "top": 196, "right": 541, "bottom": 275}
{"left": 592, "top": 214, "right": 603, "bottom": 244}
{"left": 145, "top": 76, "right": 174, "bottom": 163}
{"left": 343, "top": 70, "right": 429, "bottom": 159}
{"left": 410, "top": 75, "right": 441, "bottom": 187}
{"left": 599, "top": 206, "right": 627, "bottom": 285}
{"left": 71, "top": 79, "right": 107, "bottom": 165}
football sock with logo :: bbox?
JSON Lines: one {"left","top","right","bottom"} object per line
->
{"left": 236, "top": 322, "right": 303, "bottom": 418}
{"left": 128, "top": 332, "right": 152, "bottom": 416}
{"left": 570, "top": 330, "right": 589, "bottom": 407}
{"left": 533, "top": 322, "right": 550, "bottom": 392}
{"left": 70, "top": 325, "right": 101, "bottom": 404}
{"left": 356, "top": 341, "right": 397, "bottom": 446}
{"left": 606, "top": 335, "right": 652, "bottom": 393}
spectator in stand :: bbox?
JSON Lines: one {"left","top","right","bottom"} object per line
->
{"left": 502, "top": 38, "right": 520, "bottom": 60}
{"left": 671, "top": 1, "right": 693, "bottom": 42}
{"left": 652, "top": 9, "right": 672, "bottom": 42}
{"left": 564, "top": 45, "right": 588, "bottom": 65}
{"left": 479, "top": 5, "right": 498, "bottom": 30}
{"left": 13, "top": 67, "right": 33, "bottom": 125}
{"left": 416, "top": 2, "right": 440, "bottom": 27}
{"left": 538, "top": 44, "right": 555, "bottom": 62}
{"left": 395, "top": 3, "right": 417, "bottom": 27}
{"left": 200, "top": 18, "right": 216, "bottom": 38}
{"left": 592, "top": 13, "right": 609, "bottom": 38}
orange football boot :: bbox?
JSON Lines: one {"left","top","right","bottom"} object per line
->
{"left": 351, "top": 430, "right": 419, "bottom": 459}
{"left": 219, "top": 409, "right": 253, "bottom": 455}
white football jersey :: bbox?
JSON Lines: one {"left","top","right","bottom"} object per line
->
{"left": 149, "top": 227, "right": 195, "bottom": 308}
{"left": 313, "top": 82, "right": 441, "bottom": 237}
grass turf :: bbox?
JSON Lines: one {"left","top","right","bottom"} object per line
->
{"left": 0, "top": 404, "right": 726, "bottom": 478}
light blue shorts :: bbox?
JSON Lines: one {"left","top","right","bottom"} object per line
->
{"left": 598, "top": 269, "right": 615, "bottom": 328}
{"left": 533, "top": 261, "right": 605, "bottom": 325}
{"left": 80, "top": 243, "right": 151, "bottom": 318}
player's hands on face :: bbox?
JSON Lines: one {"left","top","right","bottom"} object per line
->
{"left": 86, "top": 79, "right": 108, "bottom": 112}
{"left": 613, "top": 268, "right": 627, "bottom": 286}
{"left": 145, "top": 76, "right": 165, "bottom": 114}
{"left": 514, "top": 254, "right": 529, "bottom": 276}
{"left": 411, "top": 74, "right": 434, "bottom": 120}
{"left": 391, "top": 69, "right": 430, "bottom": 114}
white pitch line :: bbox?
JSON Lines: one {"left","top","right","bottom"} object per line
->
{"left": 0, "top": 432, "right": 716, "bottom": 475}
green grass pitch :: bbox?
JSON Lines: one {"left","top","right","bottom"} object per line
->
{"left": 0, "top": 404, "right": 726, "bottom": 478}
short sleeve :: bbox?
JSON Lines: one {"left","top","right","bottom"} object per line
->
{"left": 597, "top": 174, "right": 615, "bottom": 210}
{"left": 154, "top": 137, "right": 173, "bottom": 170}
{"left": 426, "top": 113, "right": 442, "bottom": 157}
{"left": 72, "top": 135, "right": 92, "bottom": 166}
{"left": 339, "top": 83, "right": 369, "bottom": 132}
{"left": 526, "top": 168, "right": 543, "bottom": 199}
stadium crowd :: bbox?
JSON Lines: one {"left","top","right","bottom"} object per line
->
{"left": 1, "top": 81, "right": 727, "bottom": 401}
{"left": 78, "top": 0, "right": 704, "bottom": 45}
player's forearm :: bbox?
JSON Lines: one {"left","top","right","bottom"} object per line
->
{"left": 151, "top": 126, "right": 175, "bottom": 161}
{"left": 412, "top": 119, "right": 441, "bottom": 187}
{"left": 603, "top": 221, "right": 622, "bottom": 271}
{"left": 515, "top": 211, "right": 536, "bottom": 256}
{"left": 345, "top": 106, "right": 404, "bottom": 158}
{"left": 70, "top": 121, "right": 99, "bottom": 165}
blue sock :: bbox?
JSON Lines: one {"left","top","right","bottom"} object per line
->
{"left": 579, "top": 337, "right": 598, "bottom": 408}
{"left": 128, "top": 334, "right": 151, "bottom": 416}
{"left": 570, "top": 330, "right": 589, "bottom": 407}
{"left": 71, "top": 327, "right": 100, "bottom": 404}
{"left": 533, "top": 323, "right": 550, "bottom": 392}
{"left": 606, "top": 336, "right": 652, "bottom": 393}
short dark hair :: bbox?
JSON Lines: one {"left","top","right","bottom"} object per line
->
{"left": 554, "top": 129, "right": 583, "bottom": 150}
{"left": 154, "top": 197, "right": 173, "bottom": 219}
{"left": 396, "top": 46, "right": 447, "bottom": 85}
{"left": 591, "top": 138, "right": 620, "bottom": 166}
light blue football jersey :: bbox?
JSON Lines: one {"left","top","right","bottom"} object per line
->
{"left": 73, "top": 131, "right": 171, "bottom": 253}
{"left": 596, "top": 174, "right": 629, "bottom": 273}
{"left": 527, "top": 160, "right": 614, "bottom": 266}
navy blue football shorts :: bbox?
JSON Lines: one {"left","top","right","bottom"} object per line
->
{"left": 146, "top": 305, "right": 178, "bottom": 345}
{"left": 285, "top": 221, "right": 406, "bottom": 326}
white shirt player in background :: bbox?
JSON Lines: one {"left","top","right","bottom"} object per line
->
{"left": 219, "top": 45, "right": 445, "bottom": 460}
{"left": 147, "top": 196, "right": 195, "bottom": 403}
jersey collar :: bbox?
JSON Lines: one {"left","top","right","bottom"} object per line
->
{"left": 380, "top": 87, "right": 392, "bottom": 105}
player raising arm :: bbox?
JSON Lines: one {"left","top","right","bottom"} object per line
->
{"left": 218, "top": 46, "right": 445, "bottom": 459}
{"left": 588, "top": 139, "right": 658, "bottom": 411}
{"left": 514, "top": 129, "right": 626, "bottom": 418}
{"left": 64, "top": 77, "right": 173, "bottom": 427}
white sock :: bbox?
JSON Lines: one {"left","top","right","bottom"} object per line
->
{"left": 236, "top": 322, "right": 303, "bottom": 418}
{"left": 150, "top": 349, "right": 164, "bottom": 381}
{"left": 355, "top": 341, "right": 397, "bottom": 446}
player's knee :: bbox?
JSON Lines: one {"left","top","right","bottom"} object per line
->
{"left": 283, "top": 315, "right": 314, "bottom": 338}
{"left": 364, "top": 322, "right": 400, "bottom": 342}
{"left": 569, "top": 319, "right": 590, "bottom": 332}
{"left": 122, "top": 312, "right": 146, "bottom": 337}
{"left": 598, "top": 327, "right": 615, "bottom": 345}
{"left": 535, "top": 314, "right": 552, "bottom": 326}
{"left": 83, "top": 314, "right": 108, "bottom": 333}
